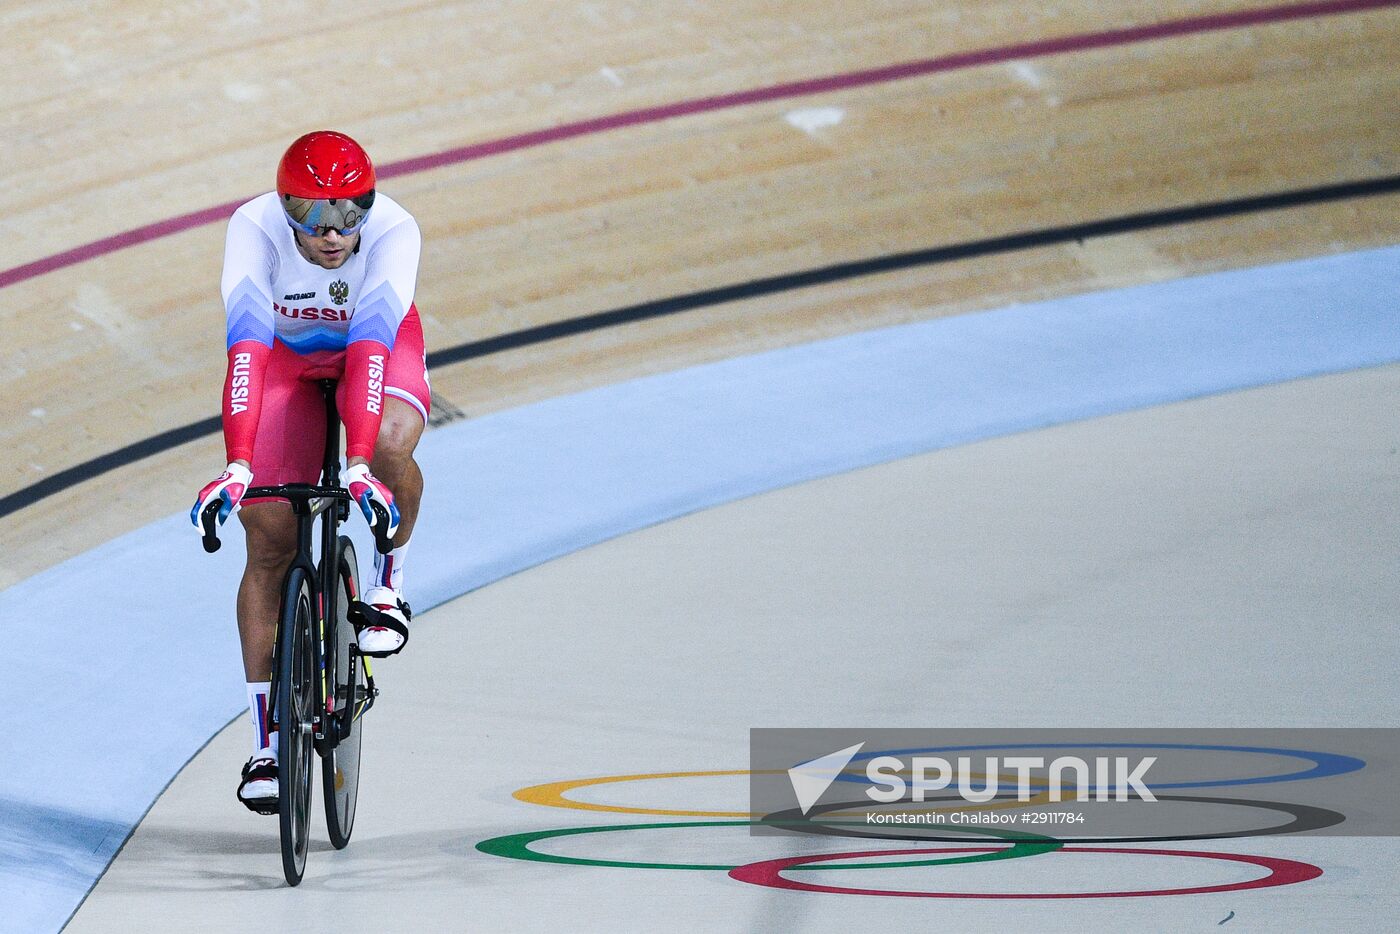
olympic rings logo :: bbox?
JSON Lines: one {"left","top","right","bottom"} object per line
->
{"left": 476, "top": 742, "right": 1358, "bottom": 899}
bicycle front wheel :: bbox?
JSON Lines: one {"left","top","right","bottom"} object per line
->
{"left": 277, "top": 566, "right": 316, "bottom": 886}
{"left": 323, "top": 535, "right": 365, "bottom": 849}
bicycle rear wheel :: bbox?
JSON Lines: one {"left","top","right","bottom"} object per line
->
{"left": 277, "top": 566, "right": 316, "bottom": 886}
{"left": 323, "top": 535, "right": 366, "bottom": 849}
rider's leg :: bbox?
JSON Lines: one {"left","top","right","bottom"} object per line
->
{"left": 371, "top": 396, "right": 425, "bottom": 545}
{"left": 352, "top": 396, "right": 426, "bottom": 655}
{"left": 236, "top": 504, "right": 299, "bottom": 680}
{"left": 367, "top": 396, "right": 425, "bottom": 601}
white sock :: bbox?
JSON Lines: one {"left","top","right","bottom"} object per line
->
{"left": 372, "top": 538, "right": 410, "bottom": 594}
{"left": 246, "top": 681, "right": 277, "bottom": 757}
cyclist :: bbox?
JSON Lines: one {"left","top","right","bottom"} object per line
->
{"left": 191, "top": 131, "right": 429, "bottom": 812}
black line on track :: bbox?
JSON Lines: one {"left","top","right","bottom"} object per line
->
{"left": 4, "top": 173, "right": 1398, "bottom": 521}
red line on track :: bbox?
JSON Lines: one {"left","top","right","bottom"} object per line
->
{"left": 3, "top": 0, "right": 1395, "bottom": 291}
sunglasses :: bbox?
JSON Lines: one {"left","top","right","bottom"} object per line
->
{"left": 282, "top": 191, "right": 376, "bottom": 237}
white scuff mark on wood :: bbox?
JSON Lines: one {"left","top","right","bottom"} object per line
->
{"left": 785, "top": 106, "right": 845, "bottom": 136}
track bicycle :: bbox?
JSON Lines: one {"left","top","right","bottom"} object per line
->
{"left": 198, "top": 379, "right": 394, "bottom": 885}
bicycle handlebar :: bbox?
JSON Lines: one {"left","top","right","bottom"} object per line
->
{"left": 199, "top": 484, "right": 394, "bottom": 555}
{"left": 199, "top": 500, "right": 224, "bottom": 553}
{"left": 245, "top": 484, "right": 353, "bottom": 502}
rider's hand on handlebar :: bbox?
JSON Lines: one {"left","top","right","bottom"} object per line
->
{"left": 190, "top": 462, "right": 253, "bottom": 532}
{"left": 344, "top": 462, "right": 400, "bottom": 541}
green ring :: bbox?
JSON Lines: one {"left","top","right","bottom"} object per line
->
{"left": 476, "top": 820, "right": 1060, "bottom": 871}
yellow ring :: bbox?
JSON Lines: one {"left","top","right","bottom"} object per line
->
{"left": 513, "top": 769, "right": 1064, "bottom": 818}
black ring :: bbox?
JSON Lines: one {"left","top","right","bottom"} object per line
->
{"left": 759, "top": 793, "right": 1345, "bottom": 845}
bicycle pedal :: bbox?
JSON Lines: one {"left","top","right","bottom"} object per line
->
{"left": 241, "top": 797, "right": 278, "bottom": 816}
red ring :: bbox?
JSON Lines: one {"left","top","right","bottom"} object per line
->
{"left": 727, "top": 846, "right": 1322, "bottom": 898}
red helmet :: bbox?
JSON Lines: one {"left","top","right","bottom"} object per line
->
{"left": 277, "top": 131, "right": 377, "bottom": 235}
{"left": 277, "top": 130, "right": 375, "bottom": 198}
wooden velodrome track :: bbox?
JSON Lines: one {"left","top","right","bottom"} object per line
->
{"left": 1, "top": 0, "right": 1397, "bottom": 588}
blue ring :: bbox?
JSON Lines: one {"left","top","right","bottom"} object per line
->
{"left": 829, "top": 743, "right": 1365, "bottom": 791}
